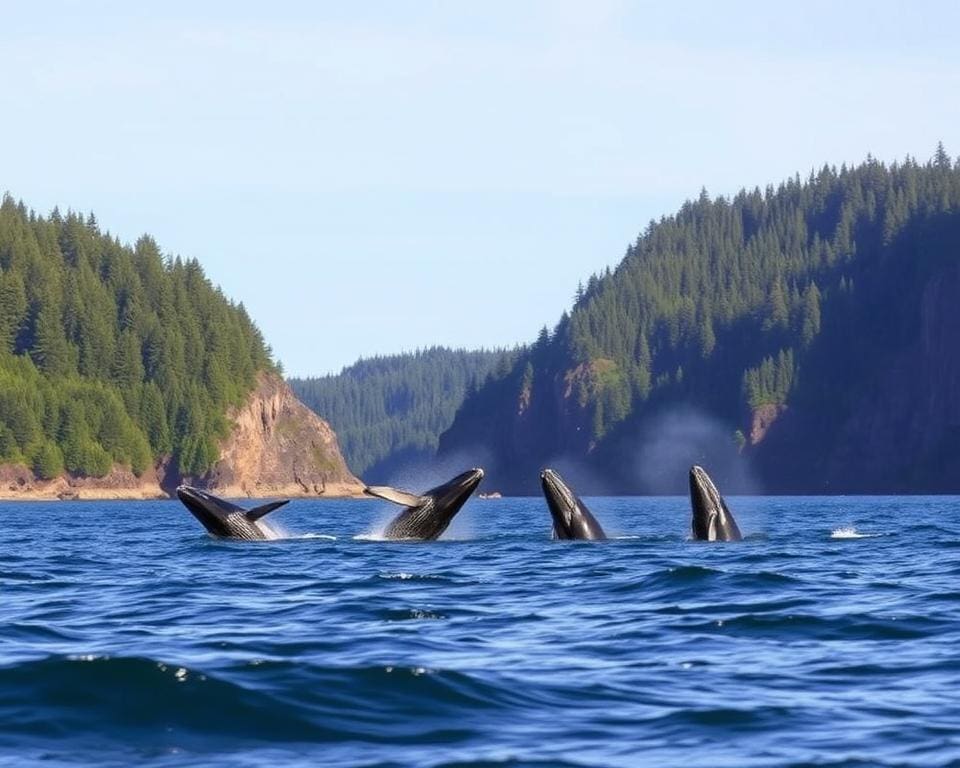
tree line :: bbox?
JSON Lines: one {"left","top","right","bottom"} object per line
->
{"left": 0, "top": 195, "right": 274, "bottom": 479}
{"left": 290, "top": 347, "right": 512, "bottom": 477}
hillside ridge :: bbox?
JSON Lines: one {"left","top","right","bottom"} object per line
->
{"left": 438, "top": 147, "right": 960, "bottom": 493}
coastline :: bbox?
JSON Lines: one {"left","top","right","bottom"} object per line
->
{"left": 0, "top": 464, "right": 367, "bottom": 502}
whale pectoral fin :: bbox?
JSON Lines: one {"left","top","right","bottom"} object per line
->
{"left": 364, "top": 486, "right": 426, "bottom": 506}
{"left": 245, "top": 500, "right": 290, "bottom": 522}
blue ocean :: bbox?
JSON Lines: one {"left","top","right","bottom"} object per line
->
{"left": 1, "top": 495, "right": 958, "bottom": 767}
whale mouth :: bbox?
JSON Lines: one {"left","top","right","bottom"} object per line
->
{"left": 176, "top": 485, "right": 205, "bottom": 503}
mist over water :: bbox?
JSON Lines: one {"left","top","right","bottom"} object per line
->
{"left": 1, "top": 495, "right": 958, "bottom": 767}
{"left": 635, "top": 407, "right": 761, "bottom": 494}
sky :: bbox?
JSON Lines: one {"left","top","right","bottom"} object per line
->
{"left": 2, "top": 1, "right": 959, "bottom": 376}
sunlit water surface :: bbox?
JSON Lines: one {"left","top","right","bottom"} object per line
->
{"left": 1, "top": 496, "right": 959, "bottom": 767}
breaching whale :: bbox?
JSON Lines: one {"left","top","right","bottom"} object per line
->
{"left": 176, "top": 485, "right": 289, "bottom": 540}
{"left": 688, "top": 465, "right": 742, "bottom": 541}
{"left": 540, "top": 468, "right": 607, "bottom": 540}
{"left": 364, "top": 468, "right": 484, "bottom": 540}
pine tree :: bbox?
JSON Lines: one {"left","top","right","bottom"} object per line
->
{"left": 763, "top": 275, "right": 789, "bottom": 331}
{"left": 33, "top": 440, "right": 64, "bottom": 480}
{"left": 800, "top": 283, "right": 821, "bottom": 347}
{"left": 32, "top": 307, "right": 75, "bottom": 377}
{"left": 0, "top": 272, "right": 27, "bottom": 353}
{"left": 698, "top": 313, "right": 716, "bottom": 358}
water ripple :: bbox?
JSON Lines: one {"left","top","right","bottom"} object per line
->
{"left": 1, "top": 496, "right": 959, "bottom": 766}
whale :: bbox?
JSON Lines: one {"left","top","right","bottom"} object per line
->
{"left": 176, "top": 485, "right": 289, "bottom": 540}
{"left": 540, "top": 468, "right": 607, "bottom": 540}
{"left": 688, "top": 465, "right": 742, "bottom": 541}
{"left": 364, "top": 468, "right": 484, "bottom": 540}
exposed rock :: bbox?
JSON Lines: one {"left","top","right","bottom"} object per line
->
{"left": 195, "top": 372, "right": 364, "bottom": 498}
{"left": 753, "top": 260, "right": 960, "bottom": 492}
{"left": 749, "top": 404, "right": 786, "bottom": 446}
{"left": 0, "top": 463, "right": 166, "bottom": 501}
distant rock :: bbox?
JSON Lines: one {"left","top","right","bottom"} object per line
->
{"left": 0, "top": 463, "right": 167, "bottom": 501}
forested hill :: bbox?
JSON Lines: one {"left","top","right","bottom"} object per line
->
{"left": 439, "top": 146, "right": 960, "bottom": 494}
{"left": 0, "top": 194, "right": 273, "bottom": 482}
{"left": 290, "top": 347, "right": 513, "bottom": 481}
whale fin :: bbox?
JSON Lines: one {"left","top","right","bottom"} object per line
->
{"left": 245, "top": 500, "right": 289, "bottom": 522}
{"left": 364, "top": 486, "right": 426, "bottom": 506}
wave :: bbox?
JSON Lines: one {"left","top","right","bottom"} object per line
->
{"left": 0, "top": 655, "right": 533, "bottom": 747}
{"left": 4, "top": 496, "right": 960, "bottom": 766}
{"left": 685, "top": 612, "right": 939, "bottom": 641}
{"left": 0, "top": 656, "right": 322, "bottom": 743}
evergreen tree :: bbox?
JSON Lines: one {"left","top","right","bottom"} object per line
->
{"left": 289, "top": 347, "right": 511, "bottom": 475}
{"left": 800, "top": 283, "right": 821, "bottom": 347}
{"left": 0, "top": 194, "right": 276, "bottom": 480}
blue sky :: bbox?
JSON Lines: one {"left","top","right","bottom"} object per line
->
{"left": 3, "top": 1, "right": 959, "bottom": 375}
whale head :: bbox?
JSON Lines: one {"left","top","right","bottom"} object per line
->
{"left": 688, "top": 465, "right": 742, "bottom": 541}
{"left": 427, "top": 467, "right": 486, "bottom": 518}
{"left": 540, "top": 468, "right": 607, "bottom": 540}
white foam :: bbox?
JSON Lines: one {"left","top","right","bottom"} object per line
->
{"left": 264, "top": 524, "right": 336, "bottom": 541}
{"left": 830, "top": 526, "right": 882, "bottom": 539}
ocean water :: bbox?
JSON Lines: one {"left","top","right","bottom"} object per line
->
{"left": 1, "top": 495, "right": 959, "bottom": 767}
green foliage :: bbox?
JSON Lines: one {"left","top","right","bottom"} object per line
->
{"left": 566, "top": 150, "right": 960, "bottom": 430}
{"left": 32, "top": 440, "right": 64, "bottom": 480}
{"left": 800, "top": 283, "right": 821, "bottom": 348}
{"left": 743, "top": 349, "right": 796, "bottom": 409}
{"left": 733, "top": 430, "right": 746, "bottom": 451}
{"left": 289, "top": 347, "right": 512, "bottom": 475}
{"left": 0, "top": 196, "right": 274, "bottom": 479}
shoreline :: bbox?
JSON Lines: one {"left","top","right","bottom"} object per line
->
{"left": 0, "top": 466, "right": 367, "bottom": 502}
{"left": 0, "top": 485, "right": 368, "bottom": 502}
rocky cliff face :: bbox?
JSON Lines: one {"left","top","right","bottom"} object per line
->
{"left": 769, "top": 262, "right": 960, "bottom": 491}
{"left": 745, "top": 258, "right": 960, "bottom": 493}
{"left": 0, "top": 373, "right": 364, "bottom": 500}
{"left": 196, "top": 372, "right": 364, "bottom": 498}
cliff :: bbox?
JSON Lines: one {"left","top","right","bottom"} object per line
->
{"left": 194, "top": 372, "right": 364, "bottom": 498}
{"left": 0, "top": 374, "right": 364, "bottom": 500}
